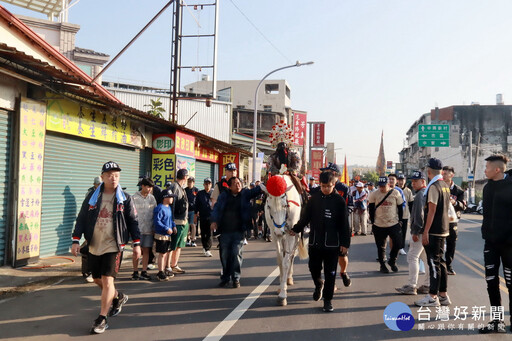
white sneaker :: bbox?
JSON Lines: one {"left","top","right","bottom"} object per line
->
{"left": 85, "top": 274, "right": 94, "bottom": 283}
{"left": 147, "top": 264, "right": 156, "bottom": 270}
{"left": 205, "top": 250, "right": 212, "bottom": 257}
{"left": 243, "top": 238, "right": 248, "bottom": 245}
{"left": 439, "top": 294, "right": 452, "bottom": 306}
{"left": 415, "top": 294, "right": 440, "bottom": 307}
{"left": 399, "top": 248, "right": 407, "bottom": 255}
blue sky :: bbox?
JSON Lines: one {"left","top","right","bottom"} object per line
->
{"left": 4, "top": 0, "right": 512, "bottom": 166}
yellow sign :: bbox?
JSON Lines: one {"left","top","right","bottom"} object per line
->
{"left": 46, "top": 96, "right": 142, "bottom": 148}
{"left": 16, "top": 98, "right": 46, "bottom": 263}
{"left": 152, "top": 154, "right": 176, "bottom": 188}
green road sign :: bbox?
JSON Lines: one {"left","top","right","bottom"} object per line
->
{"left": 418, "top": 124, "right": 450, "bottom": 147}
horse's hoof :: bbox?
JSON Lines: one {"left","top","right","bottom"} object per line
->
{"left": 287, "top": 278, "right": 294, "bottom": 286}
{"left": 277, "top": 297, "right": 287, "bottom": 306}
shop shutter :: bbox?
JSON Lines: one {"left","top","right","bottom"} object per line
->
{"left": 40, "top": 132, "right": 145, "bottom": 257}
{"left": 195, "top": 161, "right": 214, "bottom": 185}
{"left": 0, "top": 110, "right": 11, "bottom": 265}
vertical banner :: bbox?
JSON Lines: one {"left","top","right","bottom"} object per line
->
{"left": 175, "top": 131, "right": 195, "bottom": 157}
{"left": 15, "top": 98, "right": 46, "bottom": 265}
{"left": 311, "top": 150, "right": 324, "bottom": 180}
{"left": 312, "top": 122, "right": 325, "bottom": 147}
{"left": 176, "top": 155, "right": 196, "bottom": 179}
{"left": 292, "top": 112, "right": 307, "bottom": 146}
{"left": 152, "top": 154, "right": 176, "bottom": 187}
{"left": 221, "top": 153, "right": 239, "bottom": 180}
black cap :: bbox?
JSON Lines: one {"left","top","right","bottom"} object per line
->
{"left": 397, "top": 173, "right": 405, "bottom": 180}
{"left": 102, "top": 161, "right": 121, "bottom": 173}
{"left": 378, "top": 177, "right": 388, "bottom": 186}
{"left": 177, "top": 168, "right": 189, "bottom": 179}
{"left": 161, "top": 189, "right": 177, "bottom": 199}
{"left": 427, "top": 158, "right": 443, "bottom": 170}
{"left": 320, "top": 162, "right": 340, "bottom": 173}
{"left": 204, "top": 177, "right": 212, "bottom": 183}
{"left": 367, "top": 182, "right": 374, "bottom": 186}
{"left": 188, "top": 176, "right": 195, "bottom": 182}
{"left": 410, "top": 170, "right": 425, "bottom": 180}
{"left": 225, "top": 162, "right": 237, "bottom": 171}
{"left": 165, "top": 181, "right": 172, "bottom": 188}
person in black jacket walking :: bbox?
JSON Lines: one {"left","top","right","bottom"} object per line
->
{"left": 479, "top": 154, "right": 512, "bottom": 334}
{"left": 196, "top": 177, "right": 214, "bottom": 257}
{"left": 291, "top": 171, "right": 350, "bottom": 312}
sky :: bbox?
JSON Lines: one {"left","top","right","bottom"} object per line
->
{"left": 4, "top": 0, "right": 512, "bottom": 166}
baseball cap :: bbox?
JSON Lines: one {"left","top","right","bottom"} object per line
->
{"left": 397, "top": 173, "right": 406, "bottom": 179}
{"left": 320, "top": 162, "right": 340, "bottom": 173}
{"left": 177, "top": 168, "right": 189, "bottom": 179}
{"left": 427, "top": 158, "right": 443, "bottom": 170}
{"left": 101, "top": 161, "right": 121, "bottom": 173}
{"left": 165, "top": 181, "right": 172, "bottom": 188}
{"left": 355, "top": 182, "right": 364, "bottom": 188}
{"left": 225, "top": 163, "right": 237, "bottom": 171}
{"left": 377, "top": 177, "right": 388, "bottom": 186}
{"left": 188, "top": 176, "right": 195, "bottom": 182}
{"left": 309, "top": 176, "right": 315, "bottom": 180}
{"left": 204, "top": 177, "right": 212, "bottom": 183}
{"left": 161, "top": 189, "right": 177, "bottom": 199}
{"left": 367, "top": 182, "right": 374, "bottom": 186}
{"left": 410, "top": 170, "right": 425, "bottom": 180}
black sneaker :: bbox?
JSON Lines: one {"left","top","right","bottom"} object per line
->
{"left": 388, "top": 261, "right": 398, "bottom": 272}
{"left": 218, "top": 280, "right": 230, "bottom": 288}
{"left": 157, "top": 271, "right": 169, "bottom": 281}
{"left": 341, "top": 273, "right": 352, "bottom": 287}
{"left": 91, "top": 316, "right": 108, "bottom": 334}
{"left": 313, "top": 280, "right": 324, "bottom": 301}
{"left": 323, "top": 300, "right": 334, "bottom": 312}
{"left": 478, "top": 320, "right": 507, "bottom": 334}
{"left": 380, "top": 263, "right": 390, "bottom": 273}
{"left": 447, "top": 267, "right": 456, "bottom": 275}
{"left": 139, "top": 271, "right": 151, "bottom": 281}
{"left": 233, "top": 280, "right": 240, "bottom": 288}
{"left": 131, "top": 271, "right": 139, "bottom": 280}
{"left": 108, "top": 292, "right": 128, "bottom": 317}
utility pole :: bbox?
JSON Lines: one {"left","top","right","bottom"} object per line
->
{"left": 468, "top": 130, "right": 473, "bottom": 203}
{"left": 472, "top": 132, "right": 481, "bottom": 191}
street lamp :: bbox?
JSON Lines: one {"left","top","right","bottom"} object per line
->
{"left": 252, "top": 61, "right": 314, "bottom": 182}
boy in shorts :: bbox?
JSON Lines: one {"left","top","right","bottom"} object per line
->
{"left": 154, "top": 189, "right": 177, "bottom": 281}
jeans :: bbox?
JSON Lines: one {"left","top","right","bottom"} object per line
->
{"left": 219, "top": 231, "right": 244, "bottom": 282}
{"left": 309, "top": 247, "right": 339, "bottom": 302}
{"left": 372, "top": 224, "right": 402, "bottom": 265}
{"left": 424, "top": 235, "right": 447, "bottom": 295}
{"left": 483, "top": 241, "right": 512, "bottom": 323}
{"left": 200, "top": 216, "right": 212, "bottom": 251}
{"left": 445, "top": 223, "right": 458, "bottom": 268}
{"left": 407, "top": 234, "right": 429, "bottom": 288}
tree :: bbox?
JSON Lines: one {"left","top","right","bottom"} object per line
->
{"left": 361, "top": 170, "right": 379, "bottom": 184}
{"left": 144, "top": 99, "right": 166, "bottom": 119}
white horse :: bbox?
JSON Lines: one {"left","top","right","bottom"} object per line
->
{"left": 262, "top": 174, "right": 308, "bottom": 306}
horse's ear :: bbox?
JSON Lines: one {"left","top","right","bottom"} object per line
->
{"left": 285, "top": 185, "right": 294, "bottom": 192}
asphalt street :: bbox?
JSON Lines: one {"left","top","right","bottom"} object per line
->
{"left": 0, "top": 214, "right": 509, "bottom": 340}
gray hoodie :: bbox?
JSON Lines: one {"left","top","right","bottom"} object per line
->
{"left": 410, "top": 187, "right": 425, "bottom": 235}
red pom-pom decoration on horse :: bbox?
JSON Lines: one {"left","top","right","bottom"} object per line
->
{"left": 266, "top": 175, "right": 287, "bottom": 197}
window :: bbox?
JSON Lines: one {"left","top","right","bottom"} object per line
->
{"left": 265, "top": 83, "right": 279, "bottom": 94}
{"left": 77, "top": 64, "right": 93, "bottom": 76}
{"left": 286, "top": 86, "right": 291, "bottom": 99}
{"left": 263, "top": 105, "right": 272, "bottom": 112}
{"left": 236, "top": 105, "right": 246, "bottom": 109}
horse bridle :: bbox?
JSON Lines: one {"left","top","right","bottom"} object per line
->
{"left": 268, "top": 193, "right": 300, "bottom": 231}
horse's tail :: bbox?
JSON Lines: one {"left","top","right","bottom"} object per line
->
{"left": 297, "top": 236, "right": 308, "bottom": 260}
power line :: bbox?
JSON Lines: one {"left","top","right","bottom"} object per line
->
{"left": 228, "top": 0, "right": 294, "bottom": 64}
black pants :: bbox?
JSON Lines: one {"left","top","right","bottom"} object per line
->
{"left": 424, "top": 235, "right": 447, "bottom": 295}
{"left": 372, "top": 224, "right": 402, "bottom": 265}
{"left": 445, "top": 223, "right": 458, "bottom": 268}
{"left": 400, "top": 219, "right": 408, "bottom": 250}
{"left": 483, "top": 241, "right": 512, "bottom": 323}
{"left": 308, "top": 247, "right": 339, "bottom": 302}
{"left": 200, "top": 216, "right": 212, "bottom": 251}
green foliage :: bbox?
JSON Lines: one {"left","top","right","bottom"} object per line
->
{"left": 144, "top": 99, "right": 166, "bottom": 119}
{"left": 361, "top": 170, "right": 379, "bottom": 184}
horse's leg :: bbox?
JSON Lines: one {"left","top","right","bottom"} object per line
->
{"left": 274, "top": 235, "right": 284, "bottom": 294}
{"left": 287, "top": 235, "right": 299, "bottom": 286}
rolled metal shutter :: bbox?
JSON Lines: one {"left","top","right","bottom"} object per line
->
{"left": 40, "top": 132, "right": 144, "bottom": 256}
{"left": 195, "top": 161, "right": 214, "bottom": 185}
{"left": 0, "top": 110, "right": 11, "bottom": 265}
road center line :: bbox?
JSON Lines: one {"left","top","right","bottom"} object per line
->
{"left": 456, "top": 251, "right": 507, "bottom": 293}
{"left": 203, "top": 267, "right": 280, "bottom": 341}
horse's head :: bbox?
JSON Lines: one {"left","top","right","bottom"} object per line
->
{"left": 263, "top": 175, "right": 300, "bottom": 234}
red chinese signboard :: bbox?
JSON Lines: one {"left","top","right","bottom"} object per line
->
{"left": 313, "top": 123, "right": 325, "bottom": 147}
{"left": 195, "top": 145, "right": 220, "bottom": 163}
{"left": 220, "top": 153, "right": 239, "bottom": 180}
{"left": 175, "top": 131, "right": 195, "bottom": 157}
{"left": 311, "top": 150, "right": 324, "bottom": 180}
{"left": 292, "top": 112, "right": 307, "bottom": 146}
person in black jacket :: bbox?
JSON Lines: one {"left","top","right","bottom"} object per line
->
{"left": 291, "top": 171, "right": 350, "bottom": 313}
{"left": 479, "top": 154, "right": 512, "bottom": 334}
{"left": 196, "top": 177, "right": 214, "bottom": 257}
{"left": 71, "top": 161, "right": 141, "bottom": 334}
{"left": 442, "top": 166, "right": 467, "bottom": 275}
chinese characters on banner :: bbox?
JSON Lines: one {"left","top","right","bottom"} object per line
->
{"left": 221, "top": 153, "right": 239, "bottom": 180}
{"left": 152, "top": 134, "right": 175, "bottom": 154}
{"left": 311, "top": 150, "right": 324, "bottom": 180}
{"left": 46, "top": 96, "right": 142, "bottom": 148}
{"left": 195, "top": 145, "right": 220, "bottom": 163}
{"left": 16, "top": 98, "right": 46, "bottom": 264}
{"left": 175, "top": 131, "right": 195, "bottom": 157}
{"left": 312, "top": 123, "right": 325, "bottom": 147}
{"left": 152, "top": 154, "right": 176, "bottom": 187}
{"left": 176, "top": 155, "right": 196, "bottom": 179}
{"left": 292, "top": 112, "right": 307, "bottom": 146}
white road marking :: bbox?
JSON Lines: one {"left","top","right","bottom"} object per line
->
{"left": 203, "top": 267, "right": 280, "bottom": 341}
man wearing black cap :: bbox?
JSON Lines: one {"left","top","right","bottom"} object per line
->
{"left": 415, "top": 158, "right": 451, "bottom": 307}
{"left": 166, "top": 168, "right": 190, "bottom": 275}
{"left": 478, "top": 154, "right": 512, "bottom": 334}
{"left": 212, "top": 163, "right": 237, "bottom": 206}
{"left": 196, "top": 178, "right": 214, "bottom": 257}
{"left": 368, "top": 176, "right": 404, "bottom": 273}
{"left": 71, "top": 161, "right": 141, "bottom": 334}
{"left": 441, "top": 166, "right": 466, "bottom": 275}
